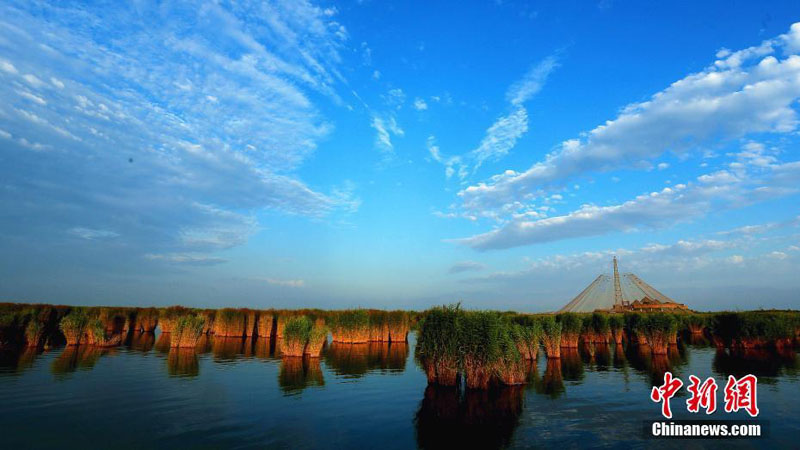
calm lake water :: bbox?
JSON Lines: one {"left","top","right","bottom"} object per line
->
{"left": 1, "top": 332, "right": 798, "bottom": 449}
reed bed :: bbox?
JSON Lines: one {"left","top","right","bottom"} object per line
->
{"left": 136, "top": 308, "right": 159, "bottom": 332}
{"left": 171, "top": 315, "right": 206, "bottom": 348}
{"left": 609, "top": 314, "right": 624, "bottom": 344}
{"left": 213, "top": 308, "right": 246, "bottom": 337}
{"left": 708, "top": 311, "right": 799, "bottom": 350}
{"left": 200, "top": 309, "right": 216, "bottom": 335}
{"left": 557, "top": 313, "right": 582, "bottom": 348}
{"left": 243, "top": 309, "right": 257, "bottom": 338}
{"left": 540, "top": 315, "right": 562, "bottom": 359}
{"left": 281, "top": 316, "right": 312, "bottom": 356}
{"left": 368, "top": 310, "right": 390, "bottom": 342}
{"left": 59, "top": 309, "right": 89, "bottom": 346}
{"left": 387, "top": 310, "right": 410, "bottom": 342}
{"left": 330, "top": 309, "right": 370, "bottom": 343}
{"left": 624, "top": 312, "right": 649, "bottom": 345}
{"left": 305, "top": 323, "right": 329, "bottom": 357}
{"left": 511, "top": 315, "right": 542, "bottom": 360}
{"left": 85, "top": 318, "right": 122, "bottom": 347}
{"left": 257, "top": 311, "right": 274, "bottom": 338}
{"left": 636, "top": 313, "right": 678, "bottom": 355}
{"left": 416, "top": 305, "right": 528, "bottom": 389}
{"left": 591, "top": 313, "right": 610, "bottom": 343}
{"left": 157, "top": 306, "right": 190, "bottom": 333}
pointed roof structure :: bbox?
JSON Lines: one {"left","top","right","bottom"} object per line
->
{"left": 558, "top": 257, "right": 686, "bottom": 313}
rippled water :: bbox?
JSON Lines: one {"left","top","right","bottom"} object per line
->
{"left": 0, "top": 333, "right": 798, "bottom": 449}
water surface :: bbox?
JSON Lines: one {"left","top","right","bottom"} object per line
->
{"left": 1, "top": 333, "right": 798, "bottom": 449}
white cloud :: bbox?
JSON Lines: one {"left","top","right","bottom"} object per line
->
{"left": 454, "top": 154, "right": 800, "bottom": 250}
{"left": 0, "top": 59, "right": 17, "bottom": 74}
{"left": 506, "top": 55, "right": 559, "bottom": 106}
{"left": 371, "top": 114, "right": 404, "bottom": 154}
{"left": 413, "top": 97, "right": 428, "bottom": 111}
{"left": 470, "top": 107, "right": 529, "bottom": 171}
{"left": 769, "top": 251, "right": 789, "bottom": 260}
{"left": 657, "top": 162, "right": 669, "bottom": 170}
{"left": 0, "top": 0, "right": 358, "bottom": 270}
{"left": 728, "top": 255, "right": 744, "bottom": 264}
{"left": 460, "top": 23, "right": 800, "bottom": 211}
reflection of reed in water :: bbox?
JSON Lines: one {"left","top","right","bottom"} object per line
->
{"left": 128, "top": 332, "right": 155, "bottom": 353}
{"left": 254, "top": 338, "right": 277, "bottom": 360}
{"left": 325, "top": 341, "right": 408, "bottom": 377}
{"left": 627, "top": 345, "right": 678, "bottom": 386}
{"left": 613, "top": 344, "right": 627, "bottom": 369}
{"left": 167, "top": 348, "right": 199, "bottom": 377}
{"left": 684, "top": 332, "right": 711, "bottom": 347}
{"left": 154, "top": 333, "right": 171, "bottom": 353}
{"left": 529, "top": 359, "right": 565, "bottom": 399}
{"left": 51, "top": 345, "right": 112, "bottom": 376}
{"left": 594, "top": 343, "right": 611, "bottom": 370}
{"left": 415, "top": 384, "right": 524, "bottom": 449}
{"left": 560, "top": 347, "right": 584, "bottom": 381}
{"left": 212, "top": 336, "right": 246, "bottom": 361}
{"left": 195, "top": 334, "right": 212, "bottom": 354}
{"left": 278, "top": 356, "right": 324, "bottom": 394}
{"left": 713, "top": 348, "right": 798, "bottom": 380}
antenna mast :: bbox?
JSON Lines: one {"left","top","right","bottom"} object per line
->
{"left": 613, "top": 256, "right": 623, "bottom": 307}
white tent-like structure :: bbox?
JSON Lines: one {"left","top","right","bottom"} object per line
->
{"left": 558, "top": 257, "right": 685, "bottom": 313}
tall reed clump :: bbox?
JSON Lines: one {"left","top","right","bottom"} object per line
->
{"left": 200, "top": 310, "right": 216, "bottom": 335}
{"left": 98, "top": 307, "right": 127, "bottom": 333}
{"left": 85, "top": 317, "right": 122, "bottom": 347}
{"left": 274, "top": 311, "right": 292, "bottom": 338}
{"left": 415, "top": 305, "right": 462, "bottom": 386}
{"left": 491, "top": 317, "right": 527, "bottom": 386}
{"left": 624, "top": 312, "right": 648, "bottom": 345}
{"left": 709, "top": 311, "right": 796, "bottom": 350}
{"left": 330, "top": 309, "right": 370, "bottom": 343}
{"left": 639, "top": 313, "right": 678, "bottom": 355}
{"left": 171, "top": 315, "right": 206, "bottom": 348}
{"left": 59, "top": 309, "right": 89, "bottom": 346}
{"left": 305, "top": 322, "right": 329, "bottom": 357}
{"left": 158, "top": 306, "right": 190, "bottom": 333}
{"left": 685, "top": 314, "right": 706, "bottom": 335}
{"left": 416, "top": 306, "right": 528, "bottom": 389}
{"left": 540, "top": 315, "right": 562, "bottom": 359}
{"left": 368, "top": 310, "right": 390, "bottom": 342}
{"left": 609, "top": 314, "right": 625, "bottom": 344}
{"left": 387, "top": 310, "right": 410, "bottom": 343}
{"left": 213, "top": 308, "right": 246, "bottom": 337}
{"left": 557, "top": 313, "right": 582, "bottom": 348}
{"left": 257, "top": 311, "right": 274, "bottom": 338}
{"left": 242, "top": 309, "right": 257, "bottom": 338}
{"left": 591, "top": 313, "right": 610, "bottom": 343}
{"left": 580, "top": 315, "right": 595, "bottom": 344}
{"left": 25, "top": 320, "right": 45, "bottom": 348}
{"left": 459, "top": 311, "right": 506, "bottom": 389}
{"left": 281, "top": 316, "right": 312, "bottom": 357}
{"left": 137, "top": 308, "right": 159, "bottom": 332}
{"left": 511, "top": 315, "right": 542, "bottom": 360}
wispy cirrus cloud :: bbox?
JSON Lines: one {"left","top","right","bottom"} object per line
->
{"left": 0, "top": 0, "right": 358, "bottom": 270}
{"left": 428, "top": 55, "right": 559, "bottom": 179}
{"left": 459, "top": 23, "right": 800, "bottom": 214}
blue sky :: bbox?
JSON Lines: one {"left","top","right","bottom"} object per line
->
{"left": 1, "top": 0, "right": 800, "bottom": 312}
